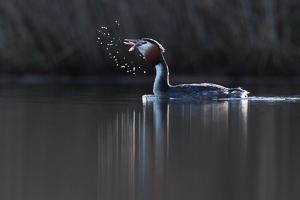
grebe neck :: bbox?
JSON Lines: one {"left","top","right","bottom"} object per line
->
{"left": 153, "top": 55, "right": 170, "bottom": 94}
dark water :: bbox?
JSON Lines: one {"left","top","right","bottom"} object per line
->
{"left": 0, "top": 84, "right": 300, "bottom": 200}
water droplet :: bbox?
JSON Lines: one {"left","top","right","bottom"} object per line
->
{"left": 116, "top": 51, "right": 119, "bottom": 54}
{"left": 121, "top": 65, "right": 125, "bottom": 68}
{"left": 138, "top": 66, "right": 141, "bottom": 69}
{"left": 133, "top": 67, "right": 135, "bottom": 71}
{"left": 97, "top": 37, "right": 100, "bottom": 40}
{"left": 144, "top": 71, "right": 146, "bottom": 73}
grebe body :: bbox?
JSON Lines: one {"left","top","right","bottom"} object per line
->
{"left": 124, "top": 38, "right": 249, "bottom": 100}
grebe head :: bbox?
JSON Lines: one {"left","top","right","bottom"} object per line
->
{"left": 124, "top": 38, "right": 165, "bottom": 66}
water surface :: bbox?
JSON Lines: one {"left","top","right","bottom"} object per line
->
{"left": 0, "top": 84, "right": 300, "bottom": 200}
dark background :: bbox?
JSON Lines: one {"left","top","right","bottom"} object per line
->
{"left": 1, "top": 0, "right": 300, "bottom": 76}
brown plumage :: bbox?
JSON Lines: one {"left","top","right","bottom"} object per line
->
{"left": 144, "top": 44, "right": 161, "bottom": 63}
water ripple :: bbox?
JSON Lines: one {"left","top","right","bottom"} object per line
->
{"left": 143, "top": 94, "right": 300, "bottom": 102}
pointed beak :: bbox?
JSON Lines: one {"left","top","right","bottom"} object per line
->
{"left": 124, "top": 39, "right": 144, "bottom": 51}
{"left": 124, "top": 39, "right": 140, "bottom": 45}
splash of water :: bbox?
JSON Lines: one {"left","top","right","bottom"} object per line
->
{"left": 97, "top": 21, "right": 145, "bottom": 75}
{"left": 245, "top": 96, "right": 300, "bottom": 102}
{"left": 217, "top": 96, "right": 300, "bottom": 102}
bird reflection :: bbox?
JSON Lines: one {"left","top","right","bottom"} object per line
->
{"left": 98, "top": 98, "right": 249, "bottom": 200}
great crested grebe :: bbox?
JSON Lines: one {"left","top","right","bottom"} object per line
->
{"left": 124, "top": 38, "right": 249, "bottom": 99}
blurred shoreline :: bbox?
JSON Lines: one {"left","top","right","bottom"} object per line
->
{"left": 0, "top": 74, "right": 299, "bottom": 86}
{"left": 2, "top": 0, "right": 300, "bottom": 76}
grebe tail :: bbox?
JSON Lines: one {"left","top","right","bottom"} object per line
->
{"left": 124, "top": 38, "right": 249, "bottom": 100}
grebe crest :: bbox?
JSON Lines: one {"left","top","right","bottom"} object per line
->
{"left": 124, "top": 38, "right": 249, "bottom": 100}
